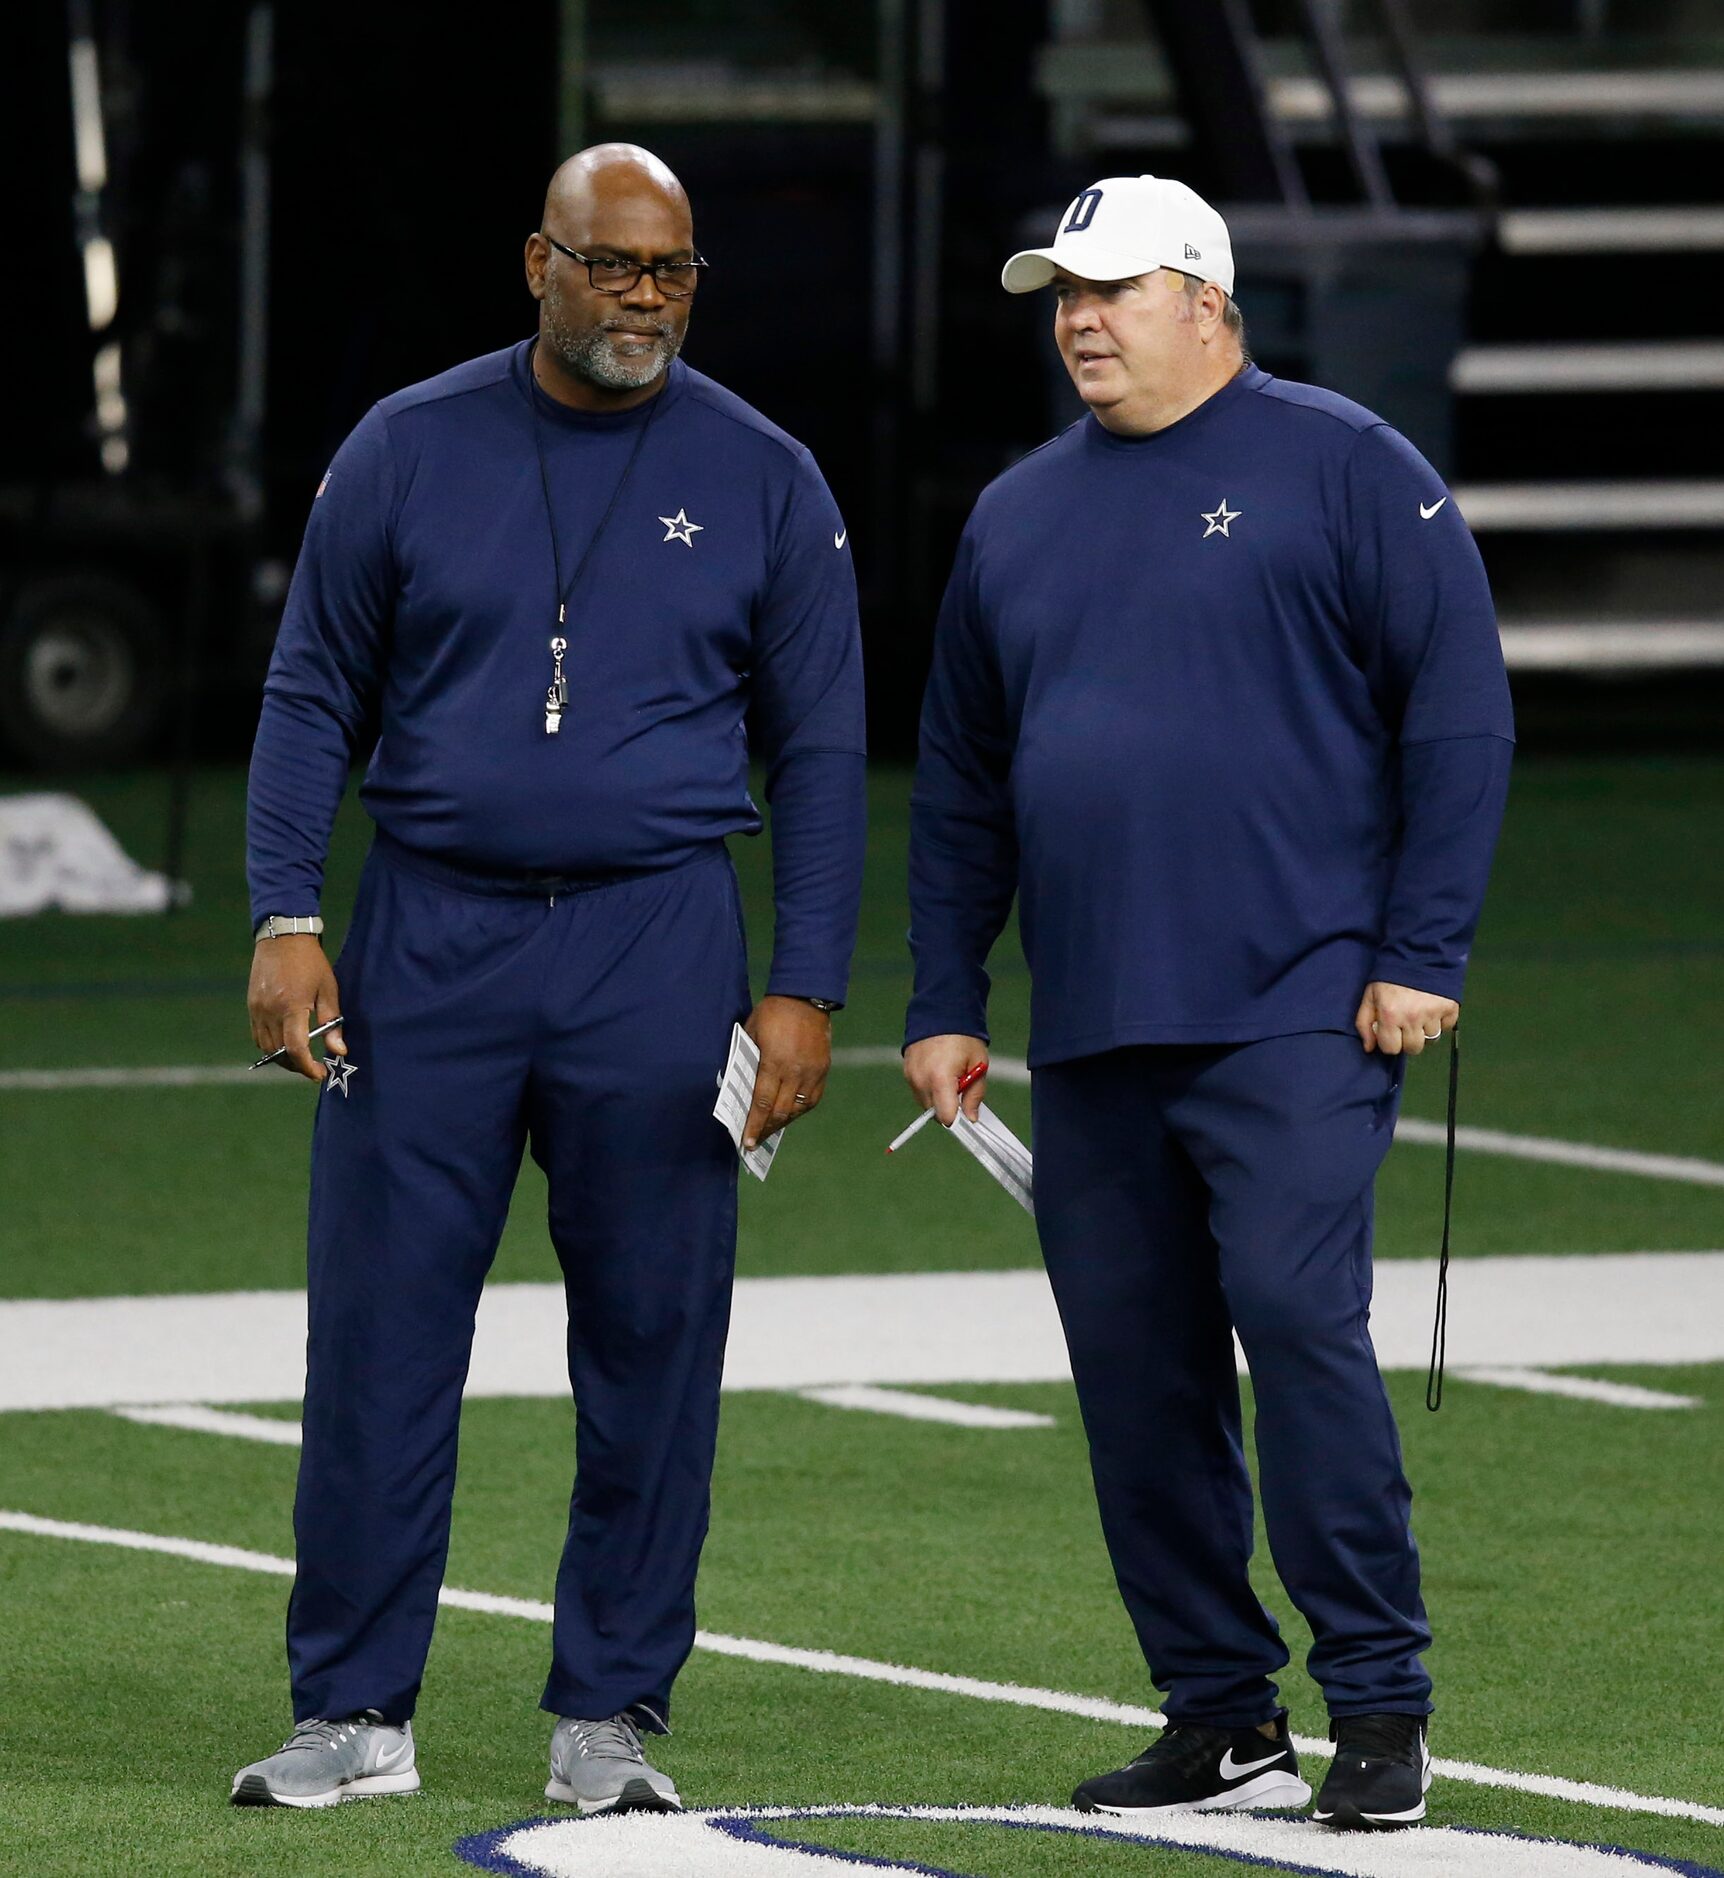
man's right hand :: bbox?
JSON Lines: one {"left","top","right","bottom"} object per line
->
{"left": 248, "top": 934, "right": 344, "bottom": 1082}
{"left": 903, "top": 1033, "right": 990, "bottom": 1127}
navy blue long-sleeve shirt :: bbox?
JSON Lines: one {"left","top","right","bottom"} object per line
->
{"left": 906, "top": 364, "right": 1513, "bottom": 1067}
{"left": 248, "top": 344, "right": 866, "bottom": 1004}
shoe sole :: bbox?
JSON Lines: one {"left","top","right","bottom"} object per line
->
{"left": 1077, "top": 1771, "right": 1313, "bottom": 1815}
{"left": 1312, "top": 1798, "right": 1427, "bottom": 1830}
{"left": 545, "top": 1774, "right": 683, "bottom": 1815}
{"left": 229, "top": 1767, "right": 420, "bottom": 1808}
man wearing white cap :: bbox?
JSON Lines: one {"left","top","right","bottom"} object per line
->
{"left": 903, "top": 176, "right": 1512, "bottom": 1829}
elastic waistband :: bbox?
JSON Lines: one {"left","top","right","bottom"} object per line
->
{"left": 372, "top": 828, "right": 728, "bottom": 900}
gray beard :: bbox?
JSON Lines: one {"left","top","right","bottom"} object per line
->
{"left": 543, "top": 275, "right": 682, "bottom": 391}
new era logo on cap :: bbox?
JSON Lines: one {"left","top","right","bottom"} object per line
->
{"left": 1001, "top": 174, "right": 1236, "bottom": 298}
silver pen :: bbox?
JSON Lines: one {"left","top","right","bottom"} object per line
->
{"left": 885, "top": 1062, "right": 989, "bottom": 1152}
{"left": 251, "top": 1015, "right": 345, "bottom": 1070}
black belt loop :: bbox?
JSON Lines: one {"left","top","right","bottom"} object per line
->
{"left": 1425, "top": 1027, "right": 1461, "bottom": 1412}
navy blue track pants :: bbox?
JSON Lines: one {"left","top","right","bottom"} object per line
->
{"left": 288, "top": 834, "right": 748, "bottom": 1728}
{"left": 1031, "top": 1033, "right": 1432, "bottom": 1728}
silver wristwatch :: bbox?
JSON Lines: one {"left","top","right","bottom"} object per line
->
{"left": 803, "top": 997, "right": 840, "bottom": 1013}
{"left": 254, "top": 914, "right": 324, "bottom": 942}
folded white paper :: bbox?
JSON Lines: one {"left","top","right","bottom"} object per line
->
{"left": 713, "top": 1022, "right": 781, "bottom": 1182}
{"left": 949, "top": 1103, "right": 1035, "bottom": 1215}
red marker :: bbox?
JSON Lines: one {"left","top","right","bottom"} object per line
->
{"left": 886, "top": 1059, "right": 989, "bottom": 1154}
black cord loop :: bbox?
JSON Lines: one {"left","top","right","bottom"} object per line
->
{"left": 1425, "top": 1027, "right": 1461, "bottom": 1412}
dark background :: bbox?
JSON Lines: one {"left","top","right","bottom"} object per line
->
{"left": 4, "top": 0, "right": 1722, "bottom": 773}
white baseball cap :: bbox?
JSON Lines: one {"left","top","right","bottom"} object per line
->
{"left": 1002, "top": 174, "right": 1235, "bottom": 298}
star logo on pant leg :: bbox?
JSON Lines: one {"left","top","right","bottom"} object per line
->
{"left": 1201, "top": 498, "right": 1242, "bottom": 538}
{"left": 659, "top": 508, "right": 703, "bottom": 546}
{"left": 323, "top": 1057, "right": 359, "bottom": 1097}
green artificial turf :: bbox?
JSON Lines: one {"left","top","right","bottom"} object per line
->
{"left": 0, "top": 1371, "right": 1719, "bottom": 1874}
{"left": 2, "top": 758, "right": 1722, "bottom": 1873}
{"left": 4, "top": 761, "right": 1723, "bottom": 1302}
{"left": 0, "top": 1043, "right": 1717, "bottom": 1303}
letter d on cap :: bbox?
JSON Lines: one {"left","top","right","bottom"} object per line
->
{"left": 1062, "top": 188, "right": 1103, "bottom": 234}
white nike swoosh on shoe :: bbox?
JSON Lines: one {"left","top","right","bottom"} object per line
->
{"left": 1088, "top": 1772, "right": 1311, "bottom": 1817}
{"left": 1217, "top": 1747, "right": 1286, "bottom": 1780}
{"left": 1419, "top": 497, "right": 1448, "bottom": 519}
{"left": 1314, "top": 1797, "right": 1428, "bottom": 1824}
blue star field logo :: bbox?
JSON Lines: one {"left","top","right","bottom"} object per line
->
{"left": 454, "top": 1803, "right": 1724, "bottom": 1877}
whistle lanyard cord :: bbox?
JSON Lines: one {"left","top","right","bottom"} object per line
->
{"left": 528, "top": 341, "right": 664, "bottom": 627}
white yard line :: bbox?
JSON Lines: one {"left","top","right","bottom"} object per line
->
{"left": 0, "top": 1065, "right": 264, "bottom": 1090}
{"left": 102, "top": 1388, "right": 1056, "bottom": 1444}
{"left": 1455, "top": 1368, "right": 1702, "bottom": 1411}
{"left": 840, "top": 1051, "right": 1724, "bottom": 1188}
{"left": 828, "top": 1045, "right": 915, "bottom": 1072}
{"left": 3, "top": 1507, "right": 1722, "bottom": 1830}
{"left": 1392, "top": 1117, "right": 1724, "bottom": 1189}
{"left": 7, "top": 1259, "right": 1723, "bottom": 1414}
{"left": 0, "top": 1050, "right": 976, "bottom": 1094}
{"left": 110, "top": 1403, "right": 304, "bottom": 1444}
{"left": 10, "top": 1049, "right": 1724, "bottom": 1194}
{"left": 0, "top": 1509, "right": 298, "bottom": 1580}
{"left": 797, "top": 1385, "right": 1055, "bottom": 1429}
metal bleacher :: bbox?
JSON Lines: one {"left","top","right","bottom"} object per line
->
{"left": 555, "top": 1, "right": 1723, "bottom": 691}
{"left": 1037, "top": 5, "right": 1724, "bottom": 676}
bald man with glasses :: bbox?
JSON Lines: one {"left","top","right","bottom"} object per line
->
{"left": 236, "top": 143, "right": 865, "bottom": 1814}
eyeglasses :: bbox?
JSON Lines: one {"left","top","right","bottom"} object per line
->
{"left": 542, "top": 235, "right": 707, "bottom": 298}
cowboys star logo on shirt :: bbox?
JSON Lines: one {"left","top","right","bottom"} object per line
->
{"left": 1201, "top": 498, "right": 1241, "bottom": 539}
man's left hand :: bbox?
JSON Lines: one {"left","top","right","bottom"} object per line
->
{"left": 743, "top": 995, "right": 833, "bottom": 1149}
{"left": 1355, "top": 981, "right": 1459, "bottom": 1058}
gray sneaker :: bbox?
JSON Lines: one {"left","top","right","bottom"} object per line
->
{"left": 230, "top": 1710, "right": 419, "bottom": 1808}
{"left": 546, "top": 1712, "right": 682, "bottom": 1814}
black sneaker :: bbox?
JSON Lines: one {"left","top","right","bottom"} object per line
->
{"left": 1073, "top": 1715, "right": 1310, "bottom": 1815}
{"left": 1312, "top": 1714, "right": 1432, "bottom": 1829}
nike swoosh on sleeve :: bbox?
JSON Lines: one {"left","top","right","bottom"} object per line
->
{"left": 834, "top": 529, "right": 848, "bottom": 549}
{"left": 1419, "top": 497, "right": 1448, "bottom": 520}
